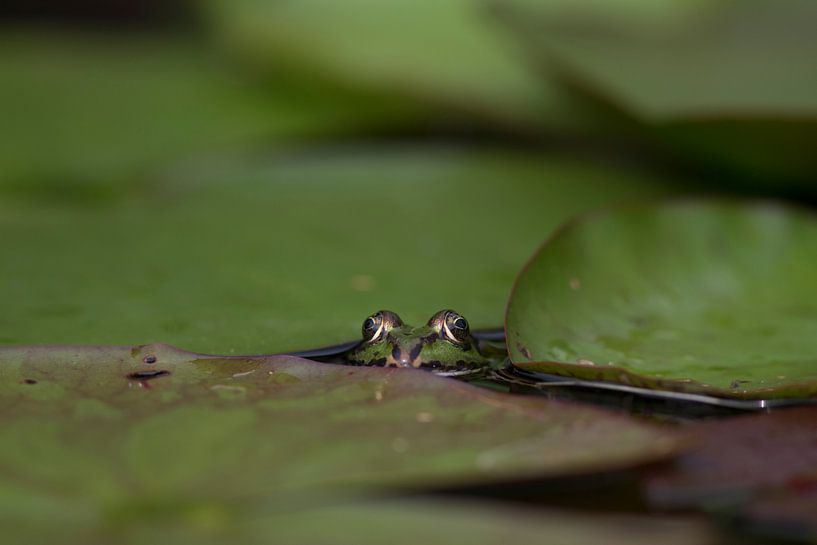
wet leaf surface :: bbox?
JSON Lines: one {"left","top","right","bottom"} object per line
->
{"left": 0, "top": 146, "right": 675, "bottom": 353}
{"left": 0, "top": 344, "right": 678, "bottom": 541}
{"left": 508, "top": 200, "right": 817, "bottom": 398}
{"left": 645, "top": 407, "right": 817, "bottom": 509}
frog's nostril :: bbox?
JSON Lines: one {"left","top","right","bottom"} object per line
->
{"left": 391, "top": 343, "right": 423, "bottom": 367}
{"left": 391, "top": 345, "right": 416, "bottom": 367}
{"left": 392, "top": 347, "right": 409, "bottom": 366}
{"left": 400, "top": 355, "right": 414, "bottom": 366}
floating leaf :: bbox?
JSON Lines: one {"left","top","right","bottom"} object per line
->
{"left": 0, "top": 28, "right": 413, "bottom": 190}
{"left": 201, "top": 0, "right": 597, "bottom": 132}
{"left": 2, "top": 494, "right": 716, "bottom": 544}
{"left": 504, "top": 0, "right": 817, "bottom": 182}
{"left": 0, "top": 147, "right": 674, "bottom": 353}
{"left": 735, "top": 487, "right": 817, "bottom": 544}
{"left": 508, "top": 200, "right": 817, "bottom": 398}
{"left": 259, "top": 500, "right": 717, "bottom": 545}
{"left": 645, "top": 407, "right": 817, "bottom": 510}
{"left": 0, "top": 344, "right": 677, "bottom": 541}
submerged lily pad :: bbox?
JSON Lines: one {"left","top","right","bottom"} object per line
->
{"left": 507, "top": 200, "right": 817, "bottom": 399}
{"left": 0, "top": 345, "right": 676, "bottom": 540}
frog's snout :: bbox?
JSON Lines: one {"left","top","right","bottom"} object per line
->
{"left": 390, "top": 342, "right": 423, "bottom": 368}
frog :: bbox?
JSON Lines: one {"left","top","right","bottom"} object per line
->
{"left": 344, "top": 309, "right": 503, "bottom": 377}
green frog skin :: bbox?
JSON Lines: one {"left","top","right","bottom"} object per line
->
{"left": 345, "top": 309, "right": 496, "bottom": 376}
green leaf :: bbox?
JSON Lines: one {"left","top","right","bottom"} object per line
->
{"left": 0, "top": 28, "right": 413, "bottom": 190}
{"left": 0, "top": 344, "right": 677, "bottom": 541}
{"left": 503, "top": 0, "right": 817, "bottom": 182}
{"left": 201, "top": 0, "right": 595, "bottom": 132}
{"left": 507, "top": 200, "right": 817, "bottom": 399}
{"left": 5, "top": 496, "right": 715, "bottom": 544}
{"left": 0, "top": 147, "right": 674, "bottom": 353}
{"left": 257, "top": 500, "right": 715, "bottom": 545}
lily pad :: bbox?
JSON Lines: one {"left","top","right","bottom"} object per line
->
{"left": 507, "top": 200, "right": 817, "bottom": 399}
{"left": 0, "top": 344, "right": 677, "bottom": 540}
{"left": 736, "top": 487, "right": 817, "bottom": 543}
{"left": 260, "top": 500, "right": 716, "bottom": 545}
{"left": 645, "top": 407, "right": 817, "bottom": 509}
{"left": 0, "top": 28, "right": 414, "bottom": 191}
{"left": 200, "top": 0, "right": 597, "bottom": 132}
{"left": 3, "top": 494, "right": 716, "bottom": 544}
{"left": 504, "top": 0, "right": 817, "bottom": 183}
{"left": 0, "top": 147, "right": 674, "bottom": 353}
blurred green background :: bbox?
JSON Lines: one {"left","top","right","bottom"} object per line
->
{"left": 1, "top": 0, "right": 815, "bottom": 353}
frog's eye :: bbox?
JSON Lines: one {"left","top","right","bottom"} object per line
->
{"left": 363, "top": 316, "right": 378, "bottom": 334}
{"left": 362, "top": 313, "right": 383, "bottom": 342}
{"left": 362, "top": 310, "right": 403, "bottom": 342}
{"left": 442, "top": 310, "right": 470, "bottom": 344}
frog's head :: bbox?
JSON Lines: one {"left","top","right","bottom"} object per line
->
{"left": 345, "top": 309, "right": 491, "bottom": 376}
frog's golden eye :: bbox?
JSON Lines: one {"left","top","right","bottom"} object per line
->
{"left": 435, "top": 309, "right": 470, "bottom": 344}
{"left": 362, "top": 314, "right": 383, "bottom": 342}
{"left": 362, "top": 310, "right": 402, "bottom": 342}
{"left": 362, "top": 316, "right": 378, "bottom": 337}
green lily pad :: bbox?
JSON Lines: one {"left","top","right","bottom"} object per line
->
{"left": 0, "top": 147, "right": 674, "bottom": 353}
{"left": 4, "top": 494, "right": 716, "bottom": 544}
{"left": 507, "top": 200, "right": 817, "bottom": 399}
{"left": 0, "top": 344, "right": 677, "bottom": 540}
{"left": 0, "top": 28, "right": 414, "bottom": 191}
{"left": 504, "top": 0, "right": 817, "bottom": 182}
{"left": 200, "top": 0, "right": 597, "bottom": 132}
{"left": 260, "top": 500, "right": 716, "bottom": 545}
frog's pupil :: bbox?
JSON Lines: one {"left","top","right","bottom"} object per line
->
{"left": 364, "top": 318, "right": 376, "bottom": 331}
{"left": 453, "top": 318, "right": 467, "bottom": 330}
